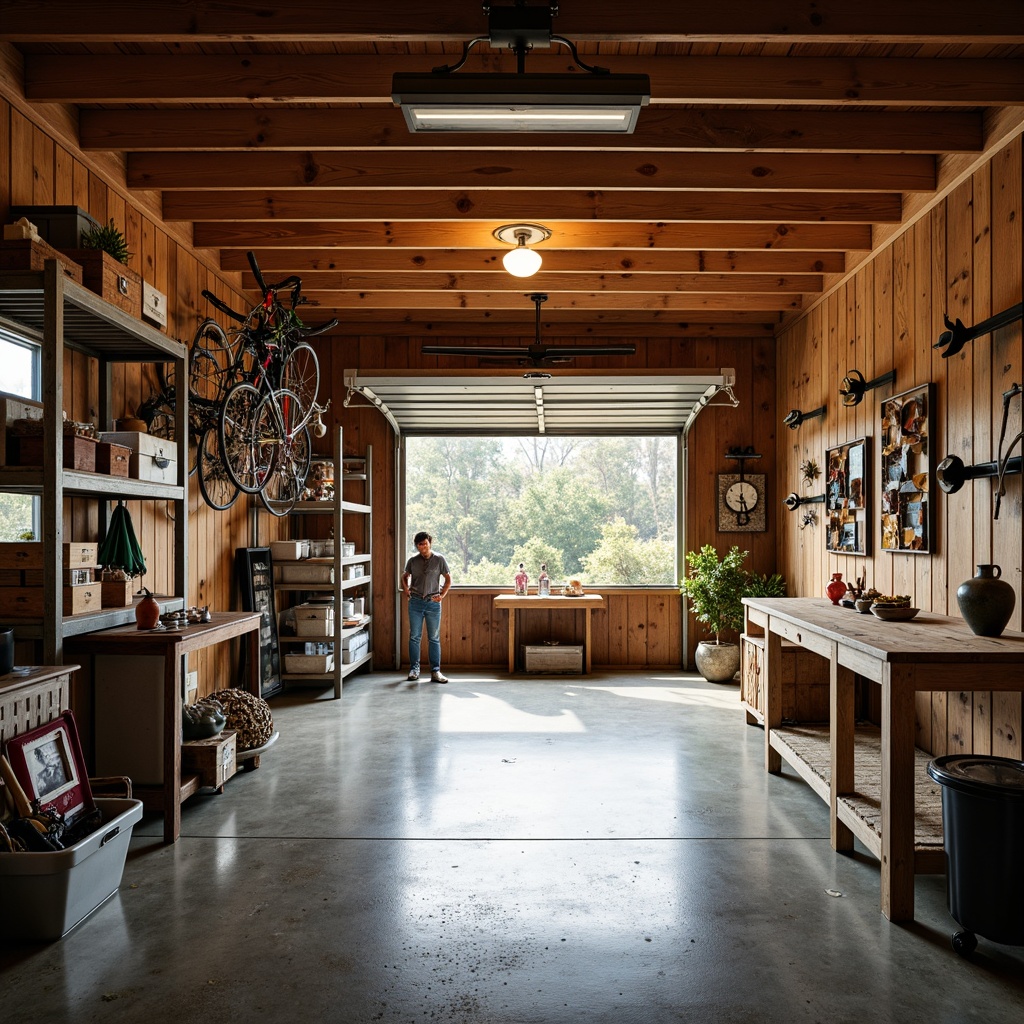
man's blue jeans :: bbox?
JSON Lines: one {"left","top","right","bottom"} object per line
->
{"left": 408, "top": 596, "right": 442, "bottom": 671}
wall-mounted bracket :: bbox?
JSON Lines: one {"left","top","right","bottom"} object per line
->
{"left": 839, "top": 368, "right": 896, "bottom": 407}
{"left": 783, "top": 405, "right": 826, "bottom": 429}
{"left": 934, "top": 302, "right": 1023, "bottom": 359}
{"left": 783, "top": 492, "right": 826, "bottom": 511}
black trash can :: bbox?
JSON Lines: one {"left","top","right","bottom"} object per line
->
{"left": 927, "top": 754, "right": 1024, "bottom": 955}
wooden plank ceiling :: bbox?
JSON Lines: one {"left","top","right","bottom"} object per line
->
{"left": 3, "top": 2, "right": 1023, "bottom": 341}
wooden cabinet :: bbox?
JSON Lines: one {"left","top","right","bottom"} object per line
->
{"left": 0, "top": 261, "right": 187, "bottom": 665}
{"left": 740, "top": 633, "right": 829, "bottom": 725}
{"left": 272, "top": 427, "right": 373, "bottom": 698}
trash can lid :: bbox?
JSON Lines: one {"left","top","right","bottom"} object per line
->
{"left": 927, "top": 754, "right": 1024, "bottom": 796}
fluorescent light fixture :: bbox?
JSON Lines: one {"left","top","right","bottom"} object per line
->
{"left": 392, "top": 73, "right": 650, "bottom": 134}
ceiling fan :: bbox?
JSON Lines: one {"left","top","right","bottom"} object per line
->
{"left": 421, "top": 293, "right": 637, "bottom": 367}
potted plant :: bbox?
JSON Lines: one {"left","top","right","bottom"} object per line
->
{"left": 80, "top": 217, "right": 133, "bottom": 265}
{"left": 680, "top": 544, "right": 749, "bottom": 682}
{"left": 744, "top": 571, "right": 787, "bottom": 599}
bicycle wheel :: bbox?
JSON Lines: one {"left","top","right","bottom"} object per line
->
{"left": 197, "top": 427, "right": 240, "bottom": 510}
{"left": 258, "top": 421, "right": 311, "bottom": 517}
{"left": 281, "top": 341, "right": 319, "bottom": 429}
{"left": 219, "top": 382, "right": 277, "bottom": 493}
{"left": 189, "top": 318, "right": 232, "bottom": 406}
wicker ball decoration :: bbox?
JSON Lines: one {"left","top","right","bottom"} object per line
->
{"left": 208, "top": 689, "right": 273, "bottom": 751}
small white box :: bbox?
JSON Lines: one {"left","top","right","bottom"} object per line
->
{"left": 0, "top": 798, "right": 143, "bottom": 939}
{"left": 142, "top": 281, "right": 168, "bottom": 327}
{"left": 341, "top": 542, "right": 356, "bottom": 557}
{"left": 342, "top": 639, "right": 370, "bottom": 664}
{"left": 345, "top": 563, "right": 365, "bottom": 580}
{"left": 98, "top": 430, "right": 176, "bottom": 484}
{"left": 341, "top": 628, "right": 368, "bottom": 651}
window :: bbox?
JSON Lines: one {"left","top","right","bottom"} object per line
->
{"left": 0, "top": 330, "right": 42, "bottom": 542}
{"left": 405, "top": 435, "right": 677, "bottom": 586}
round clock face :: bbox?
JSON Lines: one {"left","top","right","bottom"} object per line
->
{"left": 725, "top": 481, "right": 758, "bottom": 513}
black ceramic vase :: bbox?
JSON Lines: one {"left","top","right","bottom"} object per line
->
{"left": 956, "top": 564, "right": 1016, "bottom": 637}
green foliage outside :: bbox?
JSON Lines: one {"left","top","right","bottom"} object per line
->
{"left": 406, "top": 435, "right": 677, "bottom": 586}
{"left": 0, "top": 493, "right": 34, "bottom": 542}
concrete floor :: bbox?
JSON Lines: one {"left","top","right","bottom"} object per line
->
{"left": 3, "top": 670, "right": 1024, "bottom": 1023}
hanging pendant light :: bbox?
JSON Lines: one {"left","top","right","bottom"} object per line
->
{"left": 494, "top": 223, "right": 551, "bottom": 278}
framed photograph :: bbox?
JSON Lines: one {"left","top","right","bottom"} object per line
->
{"left": 236, "top": 547, "right": 283, "bottom": 698}
{"left": 3, "top": 710, "right": 94, "bottom": 825}
{"left": 825, "top": 437, "right": 869, "bottom": 555}
{"left": 880, "top": 383, "right": 934, "bottom": 554}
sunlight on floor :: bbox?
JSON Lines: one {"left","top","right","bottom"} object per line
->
{"left": 438, "top": 691, "right": 586, "bottom": 733}
{"left": 583, "top": 684, "right": 740, "bottom": 709}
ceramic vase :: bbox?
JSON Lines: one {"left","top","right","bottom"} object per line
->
{"left": 694, "top": 641, "right": 740, "bottom": 683}
{"left": 136, "top": 587, "right": 161, "bottom": 630}
{"left": 825, "top": 572, "right": 846, "bottom": 605}
{"left": 956, "top": 564, "right": 1016, "bottom": 637}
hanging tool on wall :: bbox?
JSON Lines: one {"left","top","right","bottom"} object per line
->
{"left": 933, "top": 302, "right": 1023, "bottom": 359}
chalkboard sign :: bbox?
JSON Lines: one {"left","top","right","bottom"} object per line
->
{"left": 236, "top": 547, "right": 282, "bottom": 698}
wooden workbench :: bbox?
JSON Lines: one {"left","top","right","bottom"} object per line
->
{"left": 492, "top": 593, "right": 605, "bottom": 673}
{"left": 66, "top": 612, "right": 261, "bottom": 843}
{"left": 743, "top": 596, "right": 1024, "bottom": 922}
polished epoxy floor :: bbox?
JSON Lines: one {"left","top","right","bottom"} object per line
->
{"left": 3, "top": 670, "right": 1024, "bottom": 1023}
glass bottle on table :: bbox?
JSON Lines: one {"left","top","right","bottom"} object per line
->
{"left": 515, "top": 563, "right": 529, "bottom": 596}
{"left": 538, "top": 564, "right": 550, "bottom": 597}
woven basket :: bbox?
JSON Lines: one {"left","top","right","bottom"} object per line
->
{"left": 208, "top": 689, "right": 274, "bottom": 751}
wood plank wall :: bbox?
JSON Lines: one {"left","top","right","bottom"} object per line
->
{"left": 775, "top": 134, "right": 1023, "bottom": 759}
{"left": 0, "top": 84, "right": 279, "bottom": 695}
{"left": 316, "top": 333, "right": 779, "bottom": 672}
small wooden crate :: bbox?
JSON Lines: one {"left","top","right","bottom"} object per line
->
{"left": 63, "top": 582, "right": 101, "bottom": 616}
{"left": 15, "top": 433, "right": 98, "bottom": 472}
{"left": 522, "top": 644, "right": 584, "bottom": 674}
{"left": 100, "top": 578, "right": 133, "bottom": 608}
{"left": 0, "top": 238, "right": 83, "bottom": 283}
{"left": 740, "top": 634, "right": 830, "bottom": 724}
{"left": 0, "top": 541, "right": 97, "bottom": 570}
{"left": 181, "top": 730, "right": 237, "bottom": 791}
{"left": 284, "top": 652, "right": 334, "bottom": 674}
{"left": 96, "top": 441, "right": 131, "bottom": 477}
{"left": 58, "top": 250, "right": 142, "bottom": 319}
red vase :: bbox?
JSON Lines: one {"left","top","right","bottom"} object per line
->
{"left": 826, "top": 572, "right": 846, "bottom": 605}
{"left": 136, "top": 587, "right": 160, "bottom": 629}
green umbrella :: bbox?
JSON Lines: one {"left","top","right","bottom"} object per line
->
{"left": 97, "top": 501, "right": 147, "bottom": 578}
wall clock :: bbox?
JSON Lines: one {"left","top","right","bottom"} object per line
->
{"left": 717, "top": 473, "right": 767, "bottom": 531}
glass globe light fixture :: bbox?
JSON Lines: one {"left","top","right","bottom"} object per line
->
{"left": 493, "top": 223, "right": 551, "bottom": 279}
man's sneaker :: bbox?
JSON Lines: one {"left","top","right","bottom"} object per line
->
{"left": 431, "top": 670, "right": 448, "bottom": 684}
{"left": 407, "top": 665, "right": 420, "bottom": 681}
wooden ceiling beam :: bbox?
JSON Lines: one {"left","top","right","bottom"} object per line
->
{"left": 80, "top": 107, "right": 985, "bottom": 155}
{"left": 217, "top": 247, "right": 846, "bottom": 275}
{"left": 298, "top": 290, "right": 801, "bottom": 312}
{"left": 3, "top": 2, "right": 1020, "bottom": 43}
{"left": 315, "top": 319, "right": 778, "bottom": 338}
{"left": 165, "top": 189, "right": 902, "bottom": 224}
{"left": 193, "top": 220, "right": 872, "bottom": 251}
{"left": 247, "top": 271, "right": 823, "bottom": 294}
{"left": 133, "top": 150, "right": 935, "bottom": 192}
{"left": 26, "top": 54, "right": 1024, "bottom": 106}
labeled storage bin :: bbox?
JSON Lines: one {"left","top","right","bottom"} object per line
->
{"left": 284, "top": 652, "right": 334, "bottom": 674}
{"left": 294, "top": 602, "right": 335, "bottom": 636}
{"left": 270, "top": 540, "right": 305, "bottom": 561}
{"left": 0, "top": 797, "right": 143, "bottom": 940}
{"left": 345, "top": 563, "right": 365, "bottom": 580}
{"left": 342, "top": 631, "right": 370, "bottom": 664}
{"left": 281, "top": 561, "right": 334, "bottom": 584}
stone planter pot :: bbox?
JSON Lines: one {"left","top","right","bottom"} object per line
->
{"left": 694, "top": 640, "right": 740, "bottom": 683}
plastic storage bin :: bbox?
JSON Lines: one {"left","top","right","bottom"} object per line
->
{"left": 926, "top": 754, "right": 1024, "bottom": 955}
{"left": 0, "top": 797, "right": 143, "bottom": 940}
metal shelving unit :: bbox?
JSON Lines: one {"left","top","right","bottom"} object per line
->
{"left": 271, "top": 428, "right": 372, "bottom": 698}
{"left": 0, "top": 261, "right": 188, "bottom": 664}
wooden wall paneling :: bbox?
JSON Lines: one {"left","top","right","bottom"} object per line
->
{"left": 626, "top": 592, "right": 648, "bottom": 666}
{"left": 9, "top": 109, "right": 32, "bottom": 204}
{"left": 990, "top": 136, "right": 1023, "bottom": 759}
{"left": 31, "top": 123, "right": 54, "bottom": 203}
{"left": 54, "top": 140, "right": 73, "bottom": 205}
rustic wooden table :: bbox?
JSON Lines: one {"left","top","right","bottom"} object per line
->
{"left": 66, "top": 612, "right": 261, "bottom": 843}
{"left": 743, "top": 596, "right": 1024, "bottom": 922}
{"left": 492, "top": 593, "right": 605, "bottom": 674}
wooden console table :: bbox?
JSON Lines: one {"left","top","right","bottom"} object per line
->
{"left": 493, "top": 594, "right": 605, "bottom": 674}
{"left": 743, "top": 597, "right": 1024, "bottom": 922}
{"left": 66, "top": 612, "right": 261, "bottom": 844}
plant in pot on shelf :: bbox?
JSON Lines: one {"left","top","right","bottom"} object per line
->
{"left": 80, "top": 218, "right": 133, "bottom": 265}
{"left": 680, "top": 544, "right": 749, "bottom": 682}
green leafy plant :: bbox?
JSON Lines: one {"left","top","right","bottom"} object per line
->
{"left": 680, "top": 544, "right": 749, "bottom": 644}
{"left": 744, "top": 571, "right": 787, "bottom": 598}
{"left": 81, "top": 218, "right": 133, "bottom": 265}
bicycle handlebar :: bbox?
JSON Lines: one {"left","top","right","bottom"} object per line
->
{"left": 298, "top": 318, "right": 340, "bottom": 337}
{"left": 200, "top": 288, "right": 247, "bottom": 324}
{"left": 246, "top": 250, "right": 268, "bottom": 295}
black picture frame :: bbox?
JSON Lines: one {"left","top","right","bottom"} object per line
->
{"left": 236, "top": 547, "right": 282, "bottom": 698}
{"left": 825, "top": 437, "right": 869, "bottom": 555}
{"left": 880, "top": 383, "right": 934, "bottom": 554}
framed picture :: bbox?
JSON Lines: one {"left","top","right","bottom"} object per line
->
{"left": 236, "top": 547, "right": 283, "bottom": 698}
{"left": 880, "top": 384, "right": 934, "bottom": 554}
{"left": 825, "top": 437, "right": 869, "bottom": 555}
{"left": 3, "top": 710, "right": 94, "bottom": 825}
